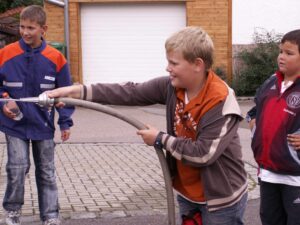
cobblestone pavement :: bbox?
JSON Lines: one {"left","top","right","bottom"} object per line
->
{"left": 0, "top": 142, "right": 259, "bottom": 223}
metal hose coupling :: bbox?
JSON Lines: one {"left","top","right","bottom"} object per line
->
{"left": 37, "top": 92, "right": 55, "bottom": 107}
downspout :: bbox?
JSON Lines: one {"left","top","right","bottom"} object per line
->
{"left": 44, "top": 0, "right": 70, "bottom": 62}
{"left": 64, "top": 0, "right": 70, "bottom": 61}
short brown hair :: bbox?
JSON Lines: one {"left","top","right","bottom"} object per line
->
{"left": 165, "top": 26, "right": 214, "bottom": 70}
{"left": 281, "top": 29, "right": 300, "bottom": 53}
{"left": 20, "top": 5, "right": 46, "bottom": 26}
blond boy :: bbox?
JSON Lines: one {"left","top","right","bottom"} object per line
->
{"left": 48, "top": 26, "right": 247, "bottom": 224}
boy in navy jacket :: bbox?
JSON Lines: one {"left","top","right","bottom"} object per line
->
{"left": 0, "top": 5, "right": 74, "bottom": 225}
{"left": 247, "top": 30, "right": 300, "bottom": 225}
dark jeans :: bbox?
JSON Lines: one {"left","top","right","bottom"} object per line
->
{"left": 177, "top": 192, "right": 248, "bottom": 225}
{"left": 3, "top": 135, "right": 59, "bottom": 221}
{"left": 260, "top": 181, "right": 300, "bottom": 225}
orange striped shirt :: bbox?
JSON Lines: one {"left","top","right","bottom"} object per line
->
{"left": 173, "top": 70, "right": 228, "bottom": 202}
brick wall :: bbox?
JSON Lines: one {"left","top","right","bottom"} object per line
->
{"left": 187, "top": 0, "right": 232, "bottom": 80}
{"left": 44, "top": 2, "right": 64, "bottom": 43}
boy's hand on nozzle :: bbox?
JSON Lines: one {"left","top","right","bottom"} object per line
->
{"left": 287, "top": 134, "right": 300, "bottom": 150}
{"left": 42, "top": 91, "right": 65, "bottom": 108}
{"left": 47, "top": 85, "right": 82, "bottom": 99}
{"left": 137, "top": 124, "right": 159, "bottom": 146}
{"left": 44, "top": 85, "right": 82, "bottom": 108}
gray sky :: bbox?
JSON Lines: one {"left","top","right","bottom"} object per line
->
{"left": 233, "top": 0, "right": 300, "bottom": 44}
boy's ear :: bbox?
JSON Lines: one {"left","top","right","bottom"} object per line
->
{"left": 194, "top": 57, "right": 205, "bottom": 72}
{"left": 42, "top": 25, "right": 48, "bottom": 35}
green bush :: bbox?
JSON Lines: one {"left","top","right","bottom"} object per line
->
{"left": 0, "top": 0, "right": 43, "bottom": 13}
{"left": 232, "top": 29, "right": 283, "bottom": 96}
{"left": 214, "top": 66, "right": 227, "bottom": 81}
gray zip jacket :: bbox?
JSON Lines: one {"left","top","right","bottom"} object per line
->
{"left": 82, "top": 76, "right": 248, "bottom": 211}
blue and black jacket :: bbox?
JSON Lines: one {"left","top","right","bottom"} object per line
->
{"left": 0, "top": 38, "right": 74, "bottom": 140}
{"left": 247, "top": 71, "right": 300, "bottom": 175}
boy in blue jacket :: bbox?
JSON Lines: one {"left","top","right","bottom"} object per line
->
{"left": 247, "top": 29, "right": 300, "bottom": 225}
{"left": 0, "top": 5, "right": 74, "bottom": 225}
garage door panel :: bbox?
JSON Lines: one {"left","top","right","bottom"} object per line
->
{"left": 81, "top": 3, "right": 186, "bottom": 84}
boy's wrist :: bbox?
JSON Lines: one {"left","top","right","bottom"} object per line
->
{"left": 245, "top": 114, "right": 254, "bottom": 123}
{"left": 77, "top": 84, "right": 86, "bottom": 99}
{"left": 154, "top": 131, "right": 165, "bottom": 149}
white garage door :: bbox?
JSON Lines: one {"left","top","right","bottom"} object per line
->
{"left": 81, "top": 3, "right": 186, "bottom": 84}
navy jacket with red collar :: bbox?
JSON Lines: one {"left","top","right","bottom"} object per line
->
{"left": 0, "top": 38, "right": 74, "bottom": 140}
{"left": 249, "top": 71, "right": 300, "bottom": 175}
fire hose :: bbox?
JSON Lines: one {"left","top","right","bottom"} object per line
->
{"left": 56, "top": 98, "right": 176, "bottom": 225}
{"left": 1, "top": 95, "right": 176, "bottom": 225}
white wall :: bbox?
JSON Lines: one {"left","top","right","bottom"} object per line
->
{"left": 233, "top": 0, "right": 300, "bottom": 44}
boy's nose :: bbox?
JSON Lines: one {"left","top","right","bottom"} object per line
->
{"left": 166, "top": 65, "right": 171, "bottom": 72}
{"left": 22, "top": 29, "right": 29, "bottom": 35}
{"left": 278, "top": 53, "right": 286, "bottom": 59}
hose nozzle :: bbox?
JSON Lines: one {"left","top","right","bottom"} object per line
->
{"left": 38, "top": 92, "right": 55, "bottom": 107}
{"left": 19, "top": 93, "right": 55, "bottom": 108}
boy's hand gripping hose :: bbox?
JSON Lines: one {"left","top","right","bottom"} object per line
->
{"left": 54, "top": 98, "right": 176, "bottom": 225}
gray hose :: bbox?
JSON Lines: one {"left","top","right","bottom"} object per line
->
{"left": 55, "top": 98, "right": 176, "bottom": 225}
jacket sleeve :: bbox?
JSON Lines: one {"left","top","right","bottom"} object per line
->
{"left": 0, "top": 48, "right": 7, "bottom": 109}
{"left": 246, "top": 73, "right": 276, "bottom": 120}
{"left": 85, "top": 76, "right": 170, "bottom": 106}
{"left": 0, "top": 77, "right": 5, "bottom": 109}
{"left": 246, "top": 106, "right": 256, "bottom": 121}
{"left": 163, "top": 103, "right": 241, "bottom": 167}
{"left": 55, "top": 62, "right": 74, "bottom": 130}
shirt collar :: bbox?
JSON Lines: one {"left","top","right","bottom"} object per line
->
{"left": 19, "top": 38, "right": 46, "bottom": 53}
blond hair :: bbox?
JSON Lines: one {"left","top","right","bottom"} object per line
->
{"left": 20, "top": 5, "right": 46, "bottom": 26}
{"left": 165, "top": 26, "right": 214, "bottom": 70}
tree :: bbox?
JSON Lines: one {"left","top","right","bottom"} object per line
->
{"left": 0, "top": 0, "right": 43, "bottom": 13}
{"left": 232, "top": 29, "right": 283, "bottom": 96}
{"left": 0, "top": 1, "right": 10, "bottom": 13}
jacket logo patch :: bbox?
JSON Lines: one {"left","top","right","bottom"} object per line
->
{"left": 44, "top": 76, "right": 55, "bottom": 81}
{"left": 287, "top": 92, "right": 300, "bottom": 109}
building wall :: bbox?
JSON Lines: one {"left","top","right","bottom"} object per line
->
{"left": 45, "top": 2, "right": 82, "bottom": 82}
{"left": 44, "top": 3, "right": 64, "bottom": 43}
{"left": 187, "top": 0, "right": 232, "bottom": 80}
{"left": 69, "top": 3, "right": 81, "bottom": 83}
{"left": 45, "top": 0, "right": 232, "bottom": 83}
